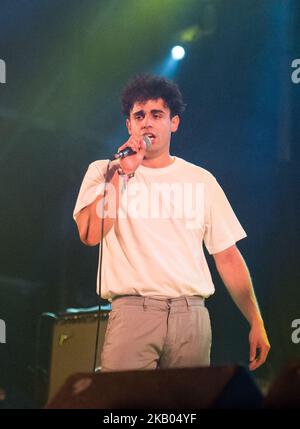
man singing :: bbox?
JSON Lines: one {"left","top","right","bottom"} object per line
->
{"left": 73, "top": 74, "right": 270, "bottom": 372}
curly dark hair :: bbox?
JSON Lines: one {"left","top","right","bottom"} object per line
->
{"left": 121, "top": 74, "right": 186, "bottom": 118}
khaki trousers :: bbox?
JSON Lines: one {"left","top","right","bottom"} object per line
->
{"left": 101, "top": 295, "right": 212, "bottom": 372}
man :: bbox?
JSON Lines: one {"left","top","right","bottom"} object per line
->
{"left": 73, "top": 74, "right": 270, "bottom": 372}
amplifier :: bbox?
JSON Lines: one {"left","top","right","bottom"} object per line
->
{"left": 35, "top": 305, "right": 110, "bottom": 406}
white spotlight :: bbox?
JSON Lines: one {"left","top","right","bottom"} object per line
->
{"left": 171, "top": 45, "right": 185, "bottom": 61}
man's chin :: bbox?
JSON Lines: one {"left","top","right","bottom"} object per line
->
{"left": 144, "top": 150, "right": 158, "bottom": 159}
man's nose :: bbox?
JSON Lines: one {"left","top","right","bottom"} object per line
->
{"left": 142, "top": 115, "right": 153, "bottom": 128}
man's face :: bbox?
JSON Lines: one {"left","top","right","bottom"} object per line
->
{"left": 126, "top": 98, "right": 180, "bottom": 158}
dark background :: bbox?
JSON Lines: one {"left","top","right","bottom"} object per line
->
{"left": 0, "top": 0, "right": 299, "bottom": 407}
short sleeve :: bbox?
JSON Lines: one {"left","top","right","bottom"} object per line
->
{"left": 203, "top": 178, "right": 247, "bottom": 254}
{"left": 73, "top": 160, "right": 108, "bottom": 221}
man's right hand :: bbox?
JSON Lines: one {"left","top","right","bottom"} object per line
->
{"left": 117, "top": 136, "right": 147, "bottom": 174}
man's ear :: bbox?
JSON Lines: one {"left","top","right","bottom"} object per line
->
{"left": 126, "top": 118, "right": 132, "bottom": 135}
{"left": 171, "top": 115, "right": 180, "bottom": 133}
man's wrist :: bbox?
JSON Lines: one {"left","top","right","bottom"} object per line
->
{"left": 250, "top": 316, "right": 265, "bottom": 329}
{"left": 117, "top": 166, "right": 135, "bottom": 179}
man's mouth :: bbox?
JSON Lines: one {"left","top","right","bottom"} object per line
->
{"left": 143, "top": 133, "right": 156, "bottom": 143}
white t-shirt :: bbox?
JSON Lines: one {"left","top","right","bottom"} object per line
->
{"left": 73, "top": 157, "right": 247, "bottom": 300}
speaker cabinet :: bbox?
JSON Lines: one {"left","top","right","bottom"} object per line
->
{"left": 45, "top": 365, "right": 263, "bottom": 409}
{"left": 264, "top": 361, "right": 300, "bottom": 409}
{"left": 35, "top": 306, "right": 110, "bottom": 406}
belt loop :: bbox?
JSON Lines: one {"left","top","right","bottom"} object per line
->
{"left": 184, "top": 296, "right": 190, "bottom": 308}
{"left": 143, "top": 296, "right": 148, "bottom": 310}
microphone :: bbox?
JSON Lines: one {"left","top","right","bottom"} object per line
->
{"left": 110, "top": 135, "right": 151, "bottom": 161}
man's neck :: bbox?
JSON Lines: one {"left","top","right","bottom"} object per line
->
{"left": 142, "top": 153, "right": 175, "bottom": 169}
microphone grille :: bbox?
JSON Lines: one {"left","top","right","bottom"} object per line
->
{"left": 143, "top": 135, "right": 152, "bottom": 148}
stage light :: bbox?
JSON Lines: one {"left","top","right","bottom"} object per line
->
{"left": 171, "top": 46, "right": 185, "bottom": 61}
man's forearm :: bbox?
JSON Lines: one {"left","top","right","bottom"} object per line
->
{"left": 213, "top": 246, "right": 264, "bottom": 327}
{"left": 76, "top": 163, "right": 120, "bottom": 246}
{"left": 213, "top": 245, "right": 270, "bottom": 370}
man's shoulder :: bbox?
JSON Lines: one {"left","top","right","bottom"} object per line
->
{"left": 176, "top": 157, "right": 216, "bottom": 184}
{"left": 87, "top": 159, "right": 110, "bottom": 175}
{"left": 88, "top": 159, "right": 109, "bottom": 169}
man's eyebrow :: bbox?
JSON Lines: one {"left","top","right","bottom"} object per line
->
{"left": 151, "top": 109, "right": 165, "bottom": 115}
{"left": 132, "top": 110, "right": 145, "bottom": 117}
{"left": 132, "top": 108, "right": 166, "bottom": 117}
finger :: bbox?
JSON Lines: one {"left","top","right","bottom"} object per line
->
{"left": 133, "top": 138, "right": 147, "bottom": 159}
{"left": 255, "top": 346, "right": 269, "bottom": 367}
{"left": 249, "top": 345, "right": 269, "bottom": 371}
{"left": 118, "top": 141, "right": 136, "bottom": 152}
{"left": 118, "top": 136, "right": 141, "bottom": 153}
{"left": 249, "top": 357, "right": 262, "bottom": 371}
{"left": 248, "top": 338, "right": 258, "bottom": 371}
{"left": 249, "top": 361, "right": 257, "bottom": 371}
{"left": 123, "top": 138, "right": 146, "bottom": 157}
{"left": 249, "top": 358, "right": 258, "bottom": 371}
{"left": 249, "top": 340, "right": 257, "bottom": 364}
{"left": 133, "top": 136, "right": 147, "bottom": 152}
{"left": 117, "top": 142, "right": 137, "bottom": 154}
{"left": 136, "top": 139, "right": 147, "bottom": 155}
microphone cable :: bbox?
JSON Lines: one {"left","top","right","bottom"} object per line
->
{"left": 92, "top": 140, "right": 147, "bottom": 372}
{"left": 92, "top": 159, "right": 114, "bottom": 373}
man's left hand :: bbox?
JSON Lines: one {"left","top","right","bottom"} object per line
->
{"left": 248, "top": 321, "right": 271, "bottom": 371}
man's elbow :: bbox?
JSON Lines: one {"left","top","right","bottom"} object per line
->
{"left": 79, "top": 233, "right": 100, "bottom": 247}
{"left": 75, "top": 215, "right": 99, "bottom": 246}
{"left": 77, "top": 224, "right": 100, "bottom": 246}
{"left": 75, "top": 209, "right": 113, "bottom": 245}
